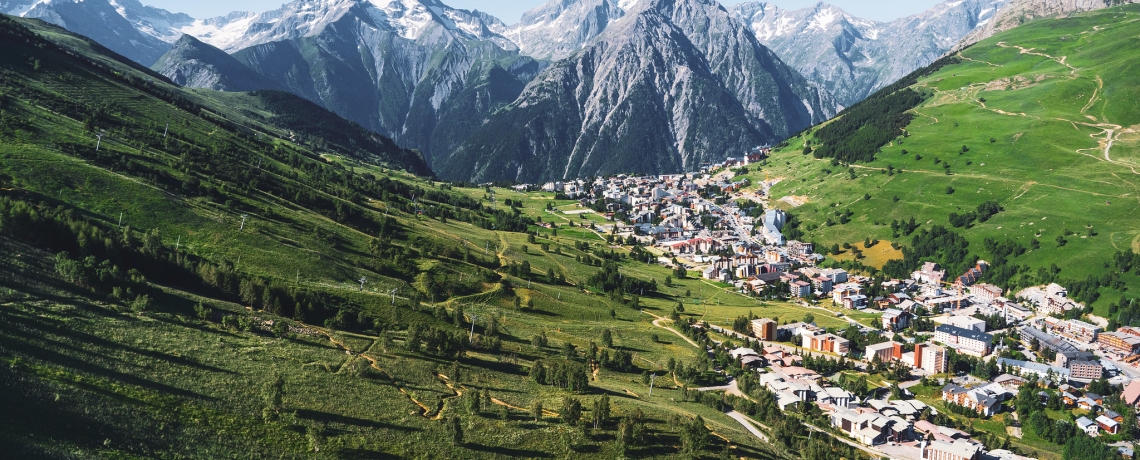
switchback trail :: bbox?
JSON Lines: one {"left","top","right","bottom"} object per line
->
{"left": 643, "top": 311, "right": 700, "bottom": 348}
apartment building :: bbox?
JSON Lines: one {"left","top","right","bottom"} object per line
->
{"left": 922, "top": 440, "right": 983, "bottom": 460}
{"left": 934, "top": 324, "right": 992, "bottom": 357}
{"left": 866, "top": 341, "right": 900, "bottom": 364}
{"left": 803, "top": 331, "right": 850, "bottom": 354}
{"left": 751, "top": 318, "right": 777, "bottom": 341}
{"left": 789, "top": 280, "right": 812, "bottom": 298}
{"left": 1054, "top": 319, "right": 1100, "bottom": 343}
{"left": 1097, "top": 329, "right": 1140, "bottom": 356}
{"left": 917, "top": 343, "right": 949, "bottom": 374}
{"left": 969, "top": 284, "right": 1003, "bottom": 303}
{"left": 1069, "top": 361, "right": 1104, "bottom": 380}
{"left": 945, "top": 316, "right": 987, "bottom": 332}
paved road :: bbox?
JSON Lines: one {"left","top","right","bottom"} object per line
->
{"left": 727, "top": 410, "right": 769, "bottom": 442}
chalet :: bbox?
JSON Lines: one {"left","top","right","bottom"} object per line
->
{"left": 993, "top": 374, "right": 1027, "bottom": 388}
{"left": 1076, "top": 416, "right": 1098, "bottom": 436}
{"left": 1077, "top": 397, "right": 1097, "bottom": 411}
{"left": 1097, "top": 415, "right": 1120, "bottom": 434}
{"left": 1097, "top": 331, "right": 1140, "bottom": 356}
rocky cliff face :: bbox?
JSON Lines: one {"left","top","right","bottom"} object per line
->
{"left": 507, "top": 0, "right": 627, "bottom": 61}
{"left": 438, "top": 0, "right": 839, "bottom": 182}
{"left": 29, "top": 0, "right": 850, "bottom": 182}
{"left": 150, "top": 0, "right": 546, "bottom": 171}
{"left": 152, "top": 35, "right": 283, "bottom": 92}
{"left": 952, "top": 0, "right": 1139, "bottom": 51}
{"left": 733, "top": 0, "right": 1008, "bottom": 106}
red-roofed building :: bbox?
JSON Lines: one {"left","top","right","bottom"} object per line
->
{"left": 1123, "top": 380, "right": 1140, "bottom": 409}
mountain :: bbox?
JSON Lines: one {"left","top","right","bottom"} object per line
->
{"left": 0, "top": 0, "right": 189, "bottom": 65}
{"left": 0, "top": 13, "right": 801, "bottom": 460}
{"left": 953, "top": 0, "right": 1139, "bottom": 52}
{"left": 748, "top": 3, "right": 1140, "bottom": 307}
{"left": 179, "top": 0, "right": 518, "bottom": 54}
{"left": 152, "top": 34, "right": 284, "bottom": 92}
{"left": 438, "top": 0, "right": 840, "bottom": 182}
{"left": 506, "top": 0, "right": 627, "bottom": 61}
{"left": 149, "top": 0, "right": 545, "bottom": 171}
{"left": 731, "top": 0, "right": 1008, "bottom": 106}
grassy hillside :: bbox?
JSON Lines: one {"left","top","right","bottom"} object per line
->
{"left": 0, "top": 14, "right": 852, "bottom": 460}
{"left": 743, "top": 5, "right": 1140, "bottom": 314}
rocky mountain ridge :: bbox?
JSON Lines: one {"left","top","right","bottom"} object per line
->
{"left": 731, "top": 0, "right": 1009, "bottom": 106}
{"left": 439, "top": 0, "right": 840, "bottom": 182}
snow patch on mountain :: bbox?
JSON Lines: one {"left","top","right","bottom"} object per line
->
{"left": 732, "top": 0, "right": 1010, "bottom": 106}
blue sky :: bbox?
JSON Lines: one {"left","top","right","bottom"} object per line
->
{"left": 145, "top": 0, "right": 946, "bottom": 23}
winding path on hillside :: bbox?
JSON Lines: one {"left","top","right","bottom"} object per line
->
{"left": 996, "top": 42, "right": 1078, "bottom": 74}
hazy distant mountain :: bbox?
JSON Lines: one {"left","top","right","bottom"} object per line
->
{"left": 0, "top": 0, "right": 191, "bottom": 65}
{"left": 731, "top": 0, "right": 1008, "bottom": 106}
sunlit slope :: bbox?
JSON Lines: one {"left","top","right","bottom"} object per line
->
{"left": 749, "top": 4, "right": 1140, "bottom": 312}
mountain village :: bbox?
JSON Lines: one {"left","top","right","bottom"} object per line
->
{"left": 525, "top": 160, "right": 1140, "bottom": 460}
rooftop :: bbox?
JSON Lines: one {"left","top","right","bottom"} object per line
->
{"left": 935, "top": 324, "right": 993, "bottom": 344}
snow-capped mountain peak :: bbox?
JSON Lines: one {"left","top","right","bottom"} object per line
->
{"left": 732, "top": 0, "right": 1009, "bottom": 106}
{"left": 507, "top": 0, "right": 626, "bottom": 60}
{"left": 178, "top": 0, "right": 516, "bottom": 53}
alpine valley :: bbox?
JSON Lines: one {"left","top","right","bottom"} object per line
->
{"left": 2, "top": 0, "right": 1034, "bottom": 181}
{"left": 3, "top": 0, "right": 1140, "bottom": 459}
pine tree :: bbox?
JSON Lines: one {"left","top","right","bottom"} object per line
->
{"left": 448, "top": 416, "right": 463, "bottom": 446}
{"left": 262, "top": 373, "right": 285, "bottom": 422}
{"left": 532, "top": 400, "right": 544, "bottom": 422}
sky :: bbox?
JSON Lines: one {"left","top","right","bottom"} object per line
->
{"left": 143, "top": 0, "right": 947, "bottom": 23}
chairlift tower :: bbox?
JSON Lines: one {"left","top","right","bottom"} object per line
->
{"left": 358, "top": 277, "right": 367, "bottom": 291}
{"left": 469, "top": 314, "right": 478, "bottom": 341}
{"left": 240, "top": 214, "right": 248, "bottom": 231}
{"left": 95, "top": 133, "right": 103, "bottom": 152}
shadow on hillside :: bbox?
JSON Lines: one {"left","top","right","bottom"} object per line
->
{"left": 463, "top": 443, "right": 554, "bottom": 458}
{"left": 3, "top": 307, "right": 235, "bottom": 375}
{"left": 0, "top": 312, "right": 220, "bottom": 401}
{"left": 294, "top": 409, "right": 420, "bottom": 432}
{"left": 337, "top": 448, "right": 406, "bottom": 460}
